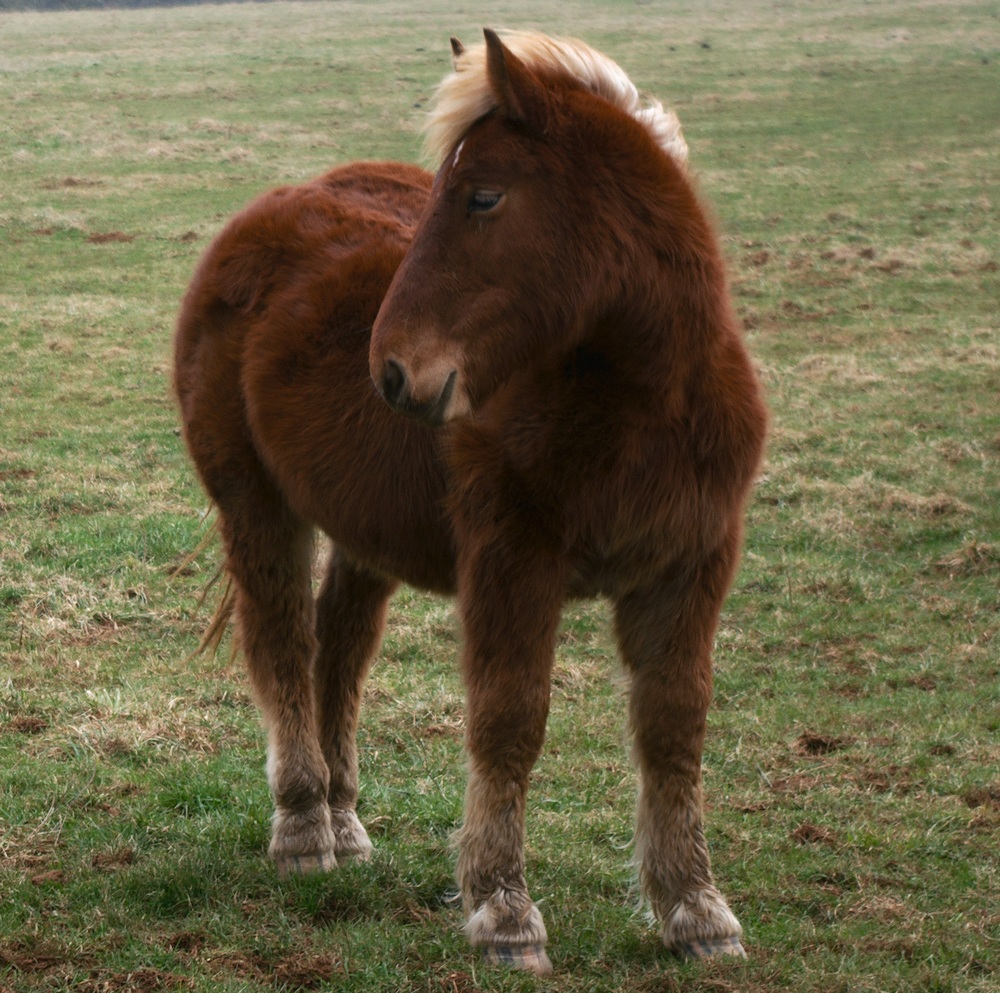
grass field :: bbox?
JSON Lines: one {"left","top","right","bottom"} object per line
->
{"left": 1, "top": 1, "right": 998, "bottom": 990}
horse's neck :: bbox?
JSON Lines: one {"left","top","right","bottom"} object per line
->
{"left": 586, "top": 250, "right": 733, "bottom": 418}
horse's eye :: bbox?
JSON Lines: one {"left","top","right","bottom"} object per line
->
{"left": 468, "top": 190, "right": 503, "bottom": 214}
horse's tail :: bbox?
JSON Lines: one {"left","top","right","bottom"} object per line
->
{"left": 169, "top": 506, "right": 238, "bottom": 660}
{"left": 196, "top": 573, "right": 237, "bottom": 659}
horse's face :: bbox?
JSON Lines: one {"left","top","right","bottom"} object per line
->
{"left": 370, "top": 33, "right": 605, "bottom": 425}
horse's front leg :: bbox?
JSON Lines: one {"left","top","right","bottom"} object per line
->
{"left": 613, "top": 537, "right": 746, "bottom": 960}
{"left": 455, "top": 536, "right": 565, "bottom": 975}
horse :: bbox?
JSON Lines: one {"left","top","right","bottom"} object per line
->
{"left": 174, "top": 29, "right": 767, "bottom": 974}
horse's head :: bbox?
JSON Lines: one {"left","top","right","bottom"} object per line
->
{"left": 370, "top": 29, "right": 688, "bottom": 425}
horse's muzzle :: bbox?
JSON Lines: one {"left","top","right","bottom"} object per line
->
{"left": 376, "top": 357, "right": 458, "bottom": 427}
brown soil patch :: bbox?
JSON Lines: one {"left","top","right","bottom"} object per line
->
{"left": 796, "top": 732, "right": 853, "bottom": 755}
{"left": 415, "top": 719, "right": 463, "bottom": 740}
{"left": 791, "top": 822, "right": 838, "bottom": 846}
{"left": 91, "top": 847, "right": 135, "bottom": 872}
{"left": 167, "top": 933, "right": 205, "bottom": 955}
{"left": 934, "top": 542, "right": 1000, "bottom": 577}
{"left": 770, "top": 773, "right": 823, "bottom": 794}
{"left": 424, "top": 971, "right": 485, "bottom": 993}
{"left": 86, "top": 232, "right": 135, "bottom": 244}
{"left": 201, "top": 949, "right": 341, "bottom": 986}
{"left": 271, "top": 953, "right": 343, "bottom": 988}
{"left": 962, "top": 785, "right": 1000, "bottom": 811}
{"left": 77, "top": 968, "right": 191, "bottom": 992}
{"left": 30, "top": 869, "right": 66, "bottom": 885}
{"left": 3, "top": 715, "right": 49, "bottom": 735}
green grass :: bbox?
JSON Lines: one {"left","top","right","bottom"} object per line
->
{"left": 2, "top": 1, "right": 998, "bottom": 991}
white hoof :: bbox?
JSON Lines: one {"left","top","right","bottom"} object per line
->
{"left": 661, "top": 886, "right": 744, "bottom": 958}
{"left": 678, "top": 935, "right": 747, "bottom": 959}
{"left": 482, "top": 943, "right": 553, "bottom": 974}
{"left": 269, "top": 803, "right": 337, "bottom": 875}
{"left": 273, "top": 849, "right": 338, "bottom": 877}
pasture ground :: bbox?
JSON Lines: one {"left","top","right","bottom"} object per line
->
{"left": 1, "top": 1, "right": 998, "bottom": 991}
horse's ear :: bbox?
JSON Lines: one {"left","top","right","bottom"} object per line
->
{"left": 450, "top": 36, "right": 465, "bottom": 68}
{"left": 483, "top": 28, "right": 546, "bottom": 128}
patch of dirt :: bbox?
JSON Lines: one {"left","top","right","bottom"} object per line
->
{"left": 934, "top": 542, "right": 1000, "bottom": 577}
{"left": 962, "top": 785, "right": 1000, "bottom": 811}
{"left": 874, "top": 257, "right": 905, "bottom": 274}
{"left": 271, "top": 953, "right": 343, "bottom": 988}
{"left": 422, "top": 971, "right": 484, "bottom": 993}
{"left": 791, "top": 822, "right": 838, "bottom": 846}
{"left": 769, "top": 773, "right": 823, "bottom": 794}
{"left": 167, "top": 933, "right": 206, "bottom": 955}
{"left": 796, "top": 732, "right": 853, "bottom": 756}
{"left": 882, "top": 489, "right": 970, "bottom": 518}
{"left": 838, "top": 937, "right": 917, "bottom": 960}
{"left": 415, "top": 719, "right": 463, "bottom": 740}
{"left": 3, "top": 715, "right": 49, "bottom": 735}
{"left": 38, "top": 177, "right": 104, "bottom": 189}
{"left": 846, "top": 894, "right": 914, "bottom": 923}
{"left": 202, "top": 951, "right": 270, "bottom": 982}
{"left": 0, "top": 946, "right": 64, "bottom": 974}
{"left": 200, "top": 949, "right": 341, "bottom": 987}
{"left": 86, "top": 232, "right": 135, "bottom": 244}
{"left": 0, "top": 942, "right": 93, "bottom": 981}
{"left": 851, "top": 767, "right": 913, "bottom": 796}
{"left": 30, "top": 869, "right": 66, "bottom": 885}
{"left": 392, "top": 897, "right": 439, "bottom": 925}
{"left": 76, "top": 968, "right": 191, "bottom": 992}
{"left": 91, "top": 847, "right": 135, "bottom": 871}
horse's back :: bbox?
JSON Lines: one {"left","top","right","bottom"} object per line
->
{"left": 175, "top": 161, "right": 457, "bottom": 591}
{"left": 176, "top": 161, "right": 430, "bottom": 326}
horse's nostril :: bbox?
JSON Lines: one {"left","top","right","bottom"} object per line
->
{"left": 381, "top": 357, "right": 408, "bottom": 407}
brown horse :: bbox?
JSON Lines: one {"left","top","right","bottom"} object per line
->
{"left": 174, "top": 30, "right": 767, "bottom": 973}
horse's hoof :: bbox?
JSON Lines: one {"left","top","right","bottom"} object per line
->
{"left": 677, "top": 935, "right": 747, "bottom": 960}
{"left": 481, "top": 943, "right": 553, "bottom": 975}
{"left": 274, "top": 850, "right": 337, "bottom": 877}
{"left": 329, "top": 808, "right": 373, "bottom": 863}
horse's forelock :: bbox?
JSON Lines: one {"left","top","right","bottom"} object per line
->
{"left": 424, "top": 31, "right": 688, "bottom": 168}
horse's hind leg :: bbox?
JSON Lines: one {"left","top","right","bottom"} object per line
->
{"left": 313, "top": 549, "right": 397, "bottom": 862}
{"left": 613, "top": 535, "right": 746, "bottom": 960}
{"left": 212, "top": 471, "right": 336, "bottom": 875}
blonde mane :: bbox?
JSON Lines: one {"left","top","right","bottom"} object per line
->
{"left": 424, "top": 31, "right": 688, "bottom": 168}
